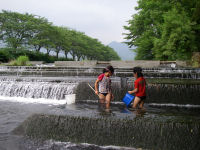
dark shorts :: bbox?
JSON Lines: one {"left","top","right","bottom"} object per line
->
{"left": 100, "top": 93, "right": 108, "bottom": 96}
{"left": 138, "top": 96, "right": 146, "bottom": 101}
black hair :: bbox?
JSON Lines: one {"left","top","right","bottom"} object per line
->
{"left": 103, "top": 65, "right": 114, "bottom": 74}
{"left": 133, "top": 67, "right": 143, "bottom": 77}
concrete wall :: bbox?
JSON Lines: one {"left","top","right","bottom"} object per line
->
{"left": 176, "top": 61, "right": 187, "bottom": 67}
{"left": 54, "top": 60, "right": 189, "bottom": 68}
{"left": 29, "top": 61, "right": 44, "bottom": 65}
{"left": 110, "top": 60, "right": 160, "bottom": 68}
{"left": 55, "top": 60, "right": 161, "bottom": 68}
{"left": 55, "top": 61, "right": 97, "bottom": 67}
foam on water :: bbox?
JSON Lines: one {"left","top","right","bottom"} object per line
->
{"left": 149, "top": 103, "right": 200, "bottom": 108}
{"left": 80, "top": 100, "right": 200, "bottom": 109}
{"left": 39, "top": 140, "right": 136, "bottom": 150}
{"left": 0, "top": 96, "right": 68, "bottom": 105}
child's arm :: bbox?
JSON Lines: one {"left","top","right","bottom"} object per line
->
{"left": 94, "top": 79, "right": 100, "bottom": 95}
{"left": 128, "top": 88, "right": 138, "bottom": 94}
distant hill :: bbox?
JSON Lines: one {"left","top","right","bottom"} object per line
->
{"left": 108, "top": 41, "right": 136, "bottom": 60}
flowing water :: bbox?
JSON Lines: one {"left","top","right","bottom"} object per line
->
{"left": 0, "top": 99, "right": 143, "bottom": 150}
{"left": 0, "top": 80, "right": 76, "bottom": 100}
{"left": 0, "top": 97, "right": 199, "bottom": 150}
{"left": 0, "top": 78, "right": 138, "bottom": 150}
{"left": 0, "top": 71, "right": 199, "bottom": 150}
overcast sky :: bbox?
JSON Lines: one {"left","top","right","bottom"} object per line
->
{"left": 0, "top": 0, "right": 137, "bottom": 45}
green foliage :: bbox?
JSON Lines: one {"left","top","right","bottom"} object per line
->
{"left": 0, "top": 10, "right": 50, "bottom": 49}
{"left": 8, "top": 60, "right": 18, "bottom": 66}
{"left": 124, "top": 0, "right": 200, "bottom": 60}
{"left": 154, "top": 8, "right": 195, "bottom": 60}
{"left": 16, "top": 56, "right": 29, "bottom": 66}
{"left": 0, "top": 50, "right": 10, "bottom": 62}
{"left": 0, "top": 48, "right": 72, "bottom": 63}
{"left": 191, "top": 52, "right": 200, "bottom": 68}
{"left": 9, "top": 55, "right": 30, "bottom": 66}
{"left": 0, "top": 10, "right": 120, "bottom": 62}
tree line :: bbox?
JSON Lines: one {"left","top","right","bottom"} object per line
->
{"left": 124, "top": 0, "right": 200, "bottom": 61}
{"left": 0, "top": 10, "right": 120, "bottom": 61}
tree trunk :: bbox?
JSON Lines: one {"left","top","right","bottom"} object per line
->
{"left": 65, "top": 51, "right": 68, "bottom": 59}
{"left": 56, "top": 51, "right": 59, "bottom": 58}
{"left": 70, "top": 51, "right": 75, "bottom": 61}
{"left": 77, "top": 56, "right": 81, "bottom": 61}
{"left": 47, "top": 49, "right": 50, "bottom": 55}
{"left": 72, "top": 55, "right": 75, "bottom": 61}
{"left": 36, "top": 46, "right": 41, "bottom": 52}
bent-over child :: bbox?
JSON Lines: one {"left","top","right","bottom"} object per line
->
{"left": 128, "top": 67, "right": 146, "bottom": 109}
{"left": 95, "top": 65, "right": 114, "bottom": 109}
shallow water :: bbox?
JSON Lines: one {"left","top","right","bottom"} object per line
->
{"left": 0, "top": 96, "right": 199, "bottom": 150}
{"left": 0, "top": 98, "right": 138, "bottom": 150}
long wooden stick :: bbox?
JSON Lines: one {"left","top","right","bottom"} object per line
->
{"left": 88, "top": 83, "right": 96, "bottom": 93}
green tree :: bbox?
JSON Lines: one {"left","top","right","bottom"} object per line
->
{"left": 154, "top": 7, "right": 196, "bottom": 60}
{"left": 28, "top": 22, "right": 53, "bottom": 52}
{"left": 52, "top": 26, "right": 71, "bottom": 59}
{"left": 0, "top": 10, "right": 120, "bottom": 61}
{"left": 124, "top": 0, "right": 200, "bottom": 60}
{"left": 0, "top": 10, "right": 49, "bottom": 49}
{"left": 124, "top": 0, "right": 171, "bottom": 60}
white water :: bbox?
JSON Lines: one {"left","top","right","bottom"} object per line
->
{"left": 0, "top": 81, "right": 77, "bottom": 100}
{"left": 149, "top": 103, "right": 200, "bottom": 108}
{"left": 0, "top": 96, "right": 68, "bottom": 105}
{"left": 40, "top": 140, "right": 136, "bottom": 150}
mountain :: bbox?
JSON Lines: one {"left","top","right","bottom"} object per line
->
{"left": 108, "top": 41, "right": 136, "bottom": 60}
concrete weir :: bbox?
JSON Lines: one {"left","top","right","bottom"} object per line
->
{"left": 76, "top": 80, "right": 200, "bottom": 105}
{"left": 0, "top": 60, "right": 200, "bottom": 79}
{"left": 14, "top": 113, "right": 200, "bottom": 150}
{"left": 0, "top": 66, "right": 200, "bottom": 80}
{"left": 0, "top": 61, "right": 199, "bottom": 149}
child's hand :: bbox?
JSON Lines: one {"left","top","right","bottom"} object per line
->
{"left": 95, "top": 90, "right": 99, "bottom": 95}
{"left": 128, "top": 91, "right": 132, "bottom": 94}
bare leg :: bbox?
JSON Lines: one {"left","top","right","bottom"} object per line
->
{"left": 105, "top": 93, "right": 112, "bottom": 109}
{"left": 99, "top": 93, "right": 106, "bottom": 103}
{"left": 132, "top": 96, "right": 141, "bottom": 108}
{"left": 139, "top": 100, "right": 144, "bottom": 109}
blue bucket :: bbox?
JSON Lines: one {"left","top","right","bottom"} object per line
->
{"left": 122, "top": 93, "right": 135, "bottom": 107}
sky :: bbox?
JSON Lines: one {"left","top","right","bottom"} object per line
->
{"left": 0, "top": 0, "right": 138, "bottom": 45}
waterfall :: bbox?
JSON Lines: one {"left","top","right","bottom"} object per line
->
{"left": 0, "top": 80, "right": 77, "bottom": 100}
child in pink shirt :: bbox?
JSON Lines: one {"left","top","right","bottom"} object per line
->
{"left": 95, "top": 65, "right": 114, "bottom": 109}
